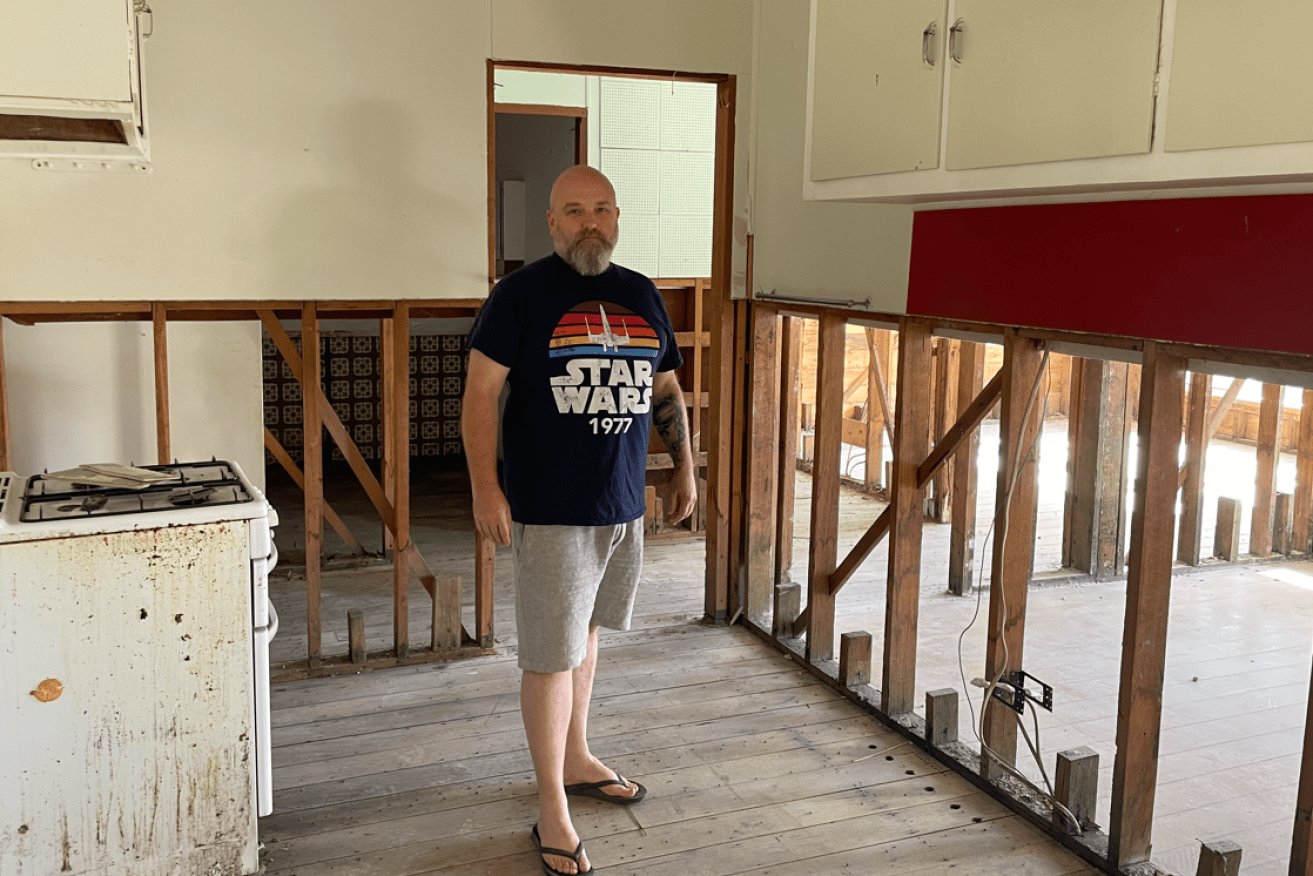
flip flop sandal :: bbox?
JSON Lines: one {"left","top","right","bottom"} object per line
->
{"left": 532, "top": 823, "right": 593, "bottom": 876}
{"left": 564, "top": 774, "right": 647, "bottom": 806}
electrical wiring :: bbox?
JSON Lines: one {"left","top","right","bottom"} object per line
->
{"left": 952, "top": 345, "right": 1084, "bottom": 834}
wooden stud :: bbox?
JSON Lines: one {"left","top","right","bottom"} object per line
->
{"left": 1291, "top": 651, "right": 1313, "bottom": 874}
{"left": 301, "top": 302, "right": 323, "bottom": 666}
{"left": 1276, "top": 492, "right": 1295, "bottom": 556}
{"left": 702, "top": 75, "right": 736, "bottom": 624}
{"left": 348, "top": 609, "right": 365, "bottom": 664}
{"left": 928, "top": 338, "right": 960, "bottom": 523}
{"left": 773, "top": 582, "right": 800, "bottom": 638}
{"left": 432, "top": 576, "right": 461, "bottom": 653}
{"left": 391, "top": 304, "right": 411, "bottom": 659}
{"left": 727, "top": 300, "right": 750, "bottom": 617}
{"left": 151, "top": 302, "right": 171, "bottom": 465}
{"left": 1065, "top": 359, "right": 1131, "bottom": 577}
{"left": 263, "top": 427, "right": 364, "bottom": 555}
{"left": 1214, "top": 497, "right": 1243, "bottom": 561}
{"left": 1054, "top": 746, "right": 1099, "bottom": 831}
{"left": 806, "top": 312, "right": 846, "bottom": 663}
{"left": 925, "top": 688, "right": 959, "bottom": 748}
{"left": 863, "top": 328, "right": 887, "bottom": 491}
{"left": 691, "top": 279, "right": 704, "bottom": 529}
{"left": 1062, "top": 357, "right": 1085, "bottom": 571}
{"left": 1109, "top": 342, "right": 1186, "bottom": 867}
{"left": 744, "top": 304, "right": 780, "bottom": 626}
{"left": 475, "top": 530, "right": 495, "bottom": 648}
{"left": 775, "top": 316, "right": 802, "bottom": 585}
{"left": 981, "top": 335, "right": 1046, "bottom": 779}
{"left": 882, "top": 319, "right": 934, "bottom": 715}
{"left": 1195, "top": 840, "right": 1242, "bottom": 876}
{"left": 1295, "top": 389, "right": 1313, "bottom": 555}
{"left": 1251, "top": 382, "right": 1282, "bottom": 556}
{"left": 485, "top": 60, "right": 497, "bottom": 286}
{"left": 949, "top": 341, "right": 985, "bottom": 596}
{"left": 838, "top": 631, "right": 872, "bottom": 687}
{"left": 1178, "top": 372, "right": 1213, "bottom": 565}
{"left": 380, "top": 317, "right": 396, "bottom": 556}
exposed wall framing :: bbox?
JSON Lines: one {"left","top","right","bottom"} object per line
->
{"left": 722, "top": 299, "right": 1313, "bottom": 876}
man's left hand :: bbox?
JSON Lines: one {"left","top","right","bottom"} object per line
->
{"left": 665, "top": 466, "right": 697, "bottom": 524}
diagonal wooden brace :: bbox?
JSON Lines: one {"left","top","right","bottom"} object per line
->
{"left": 258, "top": 309, "right": 442, "bottom": 599}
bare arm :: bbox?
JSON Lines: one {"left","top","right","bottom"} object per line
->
{"left": 652, "top": 369, "right": 697, "bottom": 524}
{"left": 461, "top": 349, "right": 513, "bottom": 546}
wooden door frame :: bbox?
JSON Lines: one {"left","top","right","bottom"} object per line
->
{"left": 485, "top": 58, "right": 738, "bottom": 622}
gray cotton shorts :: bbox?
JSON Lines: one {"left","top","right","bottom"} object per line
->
{"left": 511, "top": 519, "right": 644, "bottom": 673}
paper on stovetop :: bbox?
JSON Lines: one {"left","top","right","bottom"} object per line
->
{"left": 44, "top": 463, "right": 181, "bottom": 490}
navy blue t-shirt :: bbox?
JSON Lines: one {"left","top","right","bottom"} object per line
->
{"left": 468, "top": 253, "right": 683, "bottom": 526}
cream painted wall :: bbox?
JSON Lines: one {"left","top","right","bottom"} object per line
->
{"left": 0, "top": 1, "right": 490, "bottom": 479}
{"left": 749, "top": 0, "right": 912, "bottom": 311}
{"left": 491, "top": 0, "right": 755, "bottom": 296}
{"left": 1, "top": 0, "right": 490, "bottom": 303}
{"left": 5, "top": 322, "right": 264, "bottom": 489}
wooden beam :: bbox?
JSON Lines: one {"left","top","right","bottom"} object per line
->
{"left": 916, "top": 367, "right": 1004, "bottom": 488}
{"left": 301, "top": 303, "right": 323, "bottom": 666}
{"left": 692, "top": 279, "right": 704, "bottom": 452}
{"left": 262, "top": 428, "right": 364, "bottom": 555}
{"left": 493, "top": 102, "right": 586, "bottom": 117}
{"left": 1251, "top": 382, "right": 1282, "bottom": 556}
{"left": 981, "top": 335, "right": 1046, "bottom": 780}
{"left": 863, "top": 328, "right": 890, "bottom": 491}
{"left": 949, "top": 342, "right": 985, "bottom": 596}
{"left": 380, "top": 317, "right": 396, "bottom": 555}
{"left": 0, "top": 319, "right": 13, "bottom": 472}
{"left": 928, "top": 338, "right": 960, "bottom": 523}
{"left": 866, "top": 329, "right": 896, "bottom": 451}
{"left": 1062, "top": 358, "right": 1085, "bottom": 571}
{"left": 1066, "top": 359, "right": 1132, "bottom": 577}
{"left": 1294, "top": 388, "right": 1313, "bottom": 554}
{"left": 882, "top": 320, "right": 934, "bottom": 715}
{"left": 806, "top": 312, "right": 846, "bottom": 663}
{"left": 475, "top": 531, "right": 495, "bottom": 648}
{"left": 1109, "top": 342, "right": 1185, "bottom": 867}
{"left": 391, "top": 304, "right": 411, "bottom": 659}
{"left": 744, "top": 305, "right": 780, "bottom": 626}
{"left": 775, "top": 316, "right": 802, "bottom": 586}
{"left": 1291, "top": 652, "right": 1313, "bottom": 874}
{"left": 1205, "top": 378, "right": 1244, "bottom": 441}
{"left": 830, "top": 363, "right": 1002, "bottom": 598}
{"left": 1214, "top": 496, "right": 1243, "bottom": 561}
{"left": 703, "top": 75, "right": 736, "bottom": 623}
{"left": 728, "top": 300, "right": 750, "bottom": 615}
{"left": 259, "top": 311, "right": 398, "bottom": 533}
{"left": 1177, "top": 372, "right": 1213, "bottom": 565}
{"left": 152, "top": 303, "right": 171, "bottom": 465}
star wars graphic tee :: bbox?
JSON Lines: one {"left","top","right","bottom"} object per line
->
{"left": 468, "top": 253, "right": 683, "bottom": 526}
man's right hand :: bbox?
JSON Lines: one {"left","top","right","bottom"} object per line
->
{"left": 473, "top": 487, "right": 512, "bottom": 547}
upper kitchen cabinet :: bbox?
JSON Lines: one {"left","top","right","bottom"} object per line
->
{"left": 809, "top": 0, "right": 949, "bottom": 180}
{"left": 944, "top": 0, "right": 1160, "bottom": 170}
{"left": 0, "top": 0, "right": 150, "bottom": 165}
{"left": 804, "top": 0, "right": 1313, "bottom": 205}
{"left": 1165, "top": 0, "right": 1313, "bottom": 152}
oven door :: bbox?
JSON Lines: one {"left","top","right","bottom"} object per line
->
{"left": 253, "top": 597, "right": 278, "bottom": 816}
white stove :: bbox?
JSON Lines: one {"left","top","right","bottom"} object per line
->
{"left": 0, "top": 460, "right": 278, "bottom": 875}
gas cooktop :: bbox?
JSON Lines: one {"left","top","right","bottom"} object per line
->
{"left": 22, "top": 461, "right": 254, "bottom": 522}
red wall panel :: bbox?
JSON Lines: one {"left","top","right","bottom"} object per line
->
{"left": 907, "top": 193, "right": 1313, "bottom": 356}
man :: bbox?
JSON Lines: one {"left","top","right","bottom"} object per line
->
{"left": 462, "top": 165, "right": 696, "bottom": 875}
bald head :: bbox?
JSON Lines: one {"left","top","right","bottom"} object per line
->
{"left": 546, "top": 165, "right": 620, "bottom": 276}
{"left": 548, "top": 165, "right": 617, "bottom": 213}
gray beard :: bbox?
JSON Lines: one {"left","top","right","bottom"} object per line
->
{"left": 562, "top": 236, "right": 615, "bottom": 276}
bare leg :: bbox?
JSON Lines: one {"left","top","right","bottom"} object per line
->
{"left": 562, "top": 625, "right": 641, "bottom": 800}
{"left": 522, "top": 669, "right": 589, "bottom": 874}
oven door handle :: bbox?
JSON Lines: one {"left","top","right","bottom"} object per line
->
{"left": 266, "top": 599, "right": 279, "bottom": 640}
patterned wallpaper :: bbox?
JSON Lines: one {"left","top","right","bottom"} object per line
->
{"left": 263, "top": 333, "right": 468, "bottom": 464}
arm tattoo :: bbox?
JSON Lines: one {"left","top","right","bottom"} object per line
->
{"left": 652, "top": 390, "right": 688, "bottom": 460}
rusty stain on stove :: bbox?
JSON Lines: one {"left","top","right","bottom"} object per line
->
{"left": 30, "top": 678, "right": 63, "bottom": 702}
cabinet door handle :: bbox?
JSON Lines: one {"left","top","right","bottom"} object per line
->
{"left": 922, "top": 21, "right": 938, "bottom": 68}
{"left": 949, "top": 18, "right": 965, "bottom": 64}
